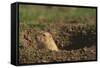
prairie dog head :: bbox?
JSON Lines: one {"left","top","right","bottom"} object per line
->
{"left": 37, "top": 31, "right": 52, "bottom": 43}
{"left": 36, "top": 31, "right": 59, "bottom": 51}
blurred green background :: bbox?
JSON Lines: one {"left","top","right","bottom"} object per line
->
{"left": 19, "top": 5, "right": 96, "bottom": 24}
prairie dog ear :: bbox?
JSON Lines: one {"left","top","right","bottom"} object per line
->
{"left": 47, "top": 32, "right": 52, "bottom": 37}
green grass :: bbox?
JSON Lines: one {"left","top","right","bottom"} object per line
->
{"left": 19, "top": 5, "right": 96, "bottom": 24}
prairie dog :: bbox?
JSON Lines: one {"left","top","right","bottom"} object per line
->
{"left": 36, "top": 31, "right": 59, "bottom": 51}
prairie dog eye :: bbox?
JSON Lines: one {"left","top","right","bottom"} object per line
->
{"left": 42, "top": 34, "right": 46, "bottom": 36}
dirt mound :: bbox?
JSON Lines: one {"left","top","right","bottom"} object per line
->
{"left": 19, "top": 45, "right": 96, "bottom": 64}
{"left": 19, "top": 24, "right": 96, "bottom": 64}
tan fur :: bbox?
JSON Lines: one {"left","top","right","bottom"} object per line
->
{"left": 36, "top": 31, "right": 59, "bottom": 51}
